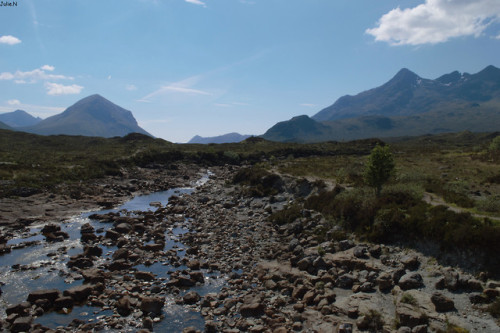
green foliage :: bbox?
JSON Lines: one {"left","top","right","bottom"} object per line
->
{"left": 232, "top": 166, "right": 284, "bottom": 197}
{"left": 488, "top": 297, "right": 500, "bottom": 318}
{"left": 269, "top": 204, "right": 303, "bottom": 226}
{"left": 488, "top": 136, "right": 500, "bottom": 153}
{"left": 400, "top": 293, "right": 418, "bottom": 306}
{"left": 364, "top": 144, "right": 395, "bottom": 196}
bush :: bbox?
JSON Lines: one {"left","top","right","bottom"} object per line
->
{"left": 233, "top": 167, "right": 284, "bottom": 197}
{"left": 269, "top": 204, "right": 303, "bottom": 226}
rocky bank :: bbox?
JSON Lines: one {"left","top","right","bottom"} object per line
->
{"left": 0, "top": 165, "right": 499, "bottom": 332}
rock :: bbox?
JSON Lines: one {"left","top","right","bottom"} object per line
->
{"left": 108, "top": 259, "right": 132, "bottom": 271}
{"left": 63, "top": 285, "right": 93, "bottom": 302}
{"left": 190, "top": 271, "right": 204, "bottom": 283}
{"left": 105, "top": 229, "right": 120, "bottom": 241}
{"left": 401, "top": 255, "right": 420, "bottom": 271}
{"left": 442, "top": 268, "right": 459, "bottom": 291}
{"left": 135, "top": 271, "right": 156, "bottom": 281}
{"left": 396, "top": 304, "right": 428, "bottom": 328}
{"left": 398, "top": 273, "right": 424, "bottom": 290}
{"left": 187, "top": 259, "right": 201, "bottom": 270}
{"left": 466, "top": 278, "right": 483, "bottom": 292}
{"left": 116, "top": 296, "right": 132, "bottom": 316}
{"left": 339, "top": 239, "right": 355, "bottom": 251}
{"left": 11, "top": 316, "right": 32, "bottom": 333}
{"left": 115, "top": 223, "right": 132, "bottom": 234}
{"left": 143, "top": 243, "right": 164, "bottom": 252}
{"left": 67, "top": 256, "right": 93, "bottom": 269}
{"left": 81, "top": 268, "right": 107, "bottom": 284}
{"left": 376, "top": 272, "right": 394, "bottom": 291}
{"left": 140, "top": 296, "right": 164, "bottom": 315}
{"left": 83, "top": 245, "right": 102, "bottom": 257}
{"left": 338, "top": 323, "right": 353, "bottom": 333}
{"left": 27, "top": 289, "right": 60, "bottom": 303}
{"left": 54, "top": 296, "right": 74, "bottom": 310}
{"left": 337, "top": 274, "right": 356, "bottom": 289}
{"left": 353, "top": 246, "right": 368, "bottom": 259}
{"left": 469, "top": 293, "right": 488, "bottom": 304}
{"left": 6, "top": 302, "right": 31, "bottom": 316}
{"left": 369, "top": 245, "right": 382, "bottom": 258}
{"left": 41, "top": 224, "right": 60, "bottom": 234}
{"left": 240, "top": 302, "right": 265, "bottom": 317}
{"left": 183, "top": 291, "right": 201, "bottom": 305}
{"left": 297, "top": 257, "right": 312, "bottom": 271}
{"left": 412, "top": 325, "right": 428, "bottom": 333}
{"left": 431, "top": 292, "right": 455, "bottom": 312}
{"left": 291, "top": 285, "right": 309, "bottom": 300}
{"left": 182, "top": 327, "right": 199, "bottom": 333}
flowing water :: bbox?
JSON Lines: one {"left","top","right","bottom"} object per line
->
{"left": 0, "top": 172, "right": 223, "bottom": 332}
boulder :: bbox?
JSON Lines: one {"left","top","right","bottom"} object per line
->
{"left": 140, "top": 296, "right": 164, "bottom": 315}
{"left": 183, "top": 291, "right": 201, "bottom": 305}
{"left": 396, "top": 304, "right": 428, "bottom": 328}
{"left": 63, "top": 285, "right": 93, "bottom": 302}
{"left": 398, "top": 273, "right": 424, "bottom": 290}
{"left": 11, "top": 316, "right": 32, "bottom": 333}
{"left": 135, "top": 271, "right": 156, "bottom": 281}
{"left": 240, "top": 301, "right": 265, "bottom": 317}
{"left": 54, "top": 296, "right": 74, "bottom": 310}
{"left": 431, "top": 292, "right": 455, "bottom": 312}
{"left": 116, "top": 296, "right": 132, "bottom": 316}
{"left": 27, "top": 289, "right": 60, "bottom": 303}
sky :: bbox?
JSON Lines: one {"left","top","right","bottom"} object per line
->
{"left": 1, "top": 0, "right": 500, "bottom": 142}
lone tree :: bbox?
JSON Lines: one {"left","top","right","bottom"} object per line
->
{"left": 364, "top": 144, "right": 395, "bottom": 196}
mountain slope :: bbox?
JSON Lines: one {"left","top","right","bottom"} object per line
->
{"left": 262, "top": 115, "right": 333, "bottom": 143}
{"left": 26, "top": 94, "right": 152, "bottom": 138}
{"left": 263, "top": 65, "right": 500, "bottom": 143}
{"left": 312, "top": 65, "right": 500, "bottom": 122}
{"left": 0, "top": 110, "right": 42, "bottom": 127}
{"left": 0, "top": 121, "right": 13, "bottom": 130}
{"left": 188, "top": 132, "right": 252, "bottom": 144}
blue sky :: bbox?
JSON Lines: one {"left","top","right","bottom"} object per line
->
{"left": 1, "top": 0, "right": 500, "bottom": 142}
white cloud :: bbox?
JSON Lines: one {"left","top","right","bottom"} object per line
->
{"left": 141, "top": 76, "right": 211, "bottom": 102}
{"left": 0, "top": 66, "right": 73, "bottom": 83}
{"left": 7, "top": 99, "right": 21, "bottom": 106}
{"left": 366, "top": 0, "right": 500, "bottom": 45}
{"left": 45, "top": 82, "right": 83, "bottom": 96}
{"left": 0, "top": 35, "right": 21, "bottom": 45}
{"left": 41, "top": 65, "right": 55, "bottom": 71}
{"left": 0, "top": 102, "right": 65, "bottom": 118}
{"left": 185, "top": 0, "right": 206, "bottom": 7}
{"left": 126, "top": 84, "right": 137, "bottom": 91}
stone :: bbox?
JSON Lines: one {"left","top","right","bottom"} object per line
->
{"left": 396, "top": 304, "right": 428, "bottom": 328}
{"left": 240, "top": 302, "right": 265, "bottom": 317}
{"left": 140, "top": 296, "right": 164, "bottom": 315}
{"left": 431, "top": 292, "right": 455, "bottom": 312}
{"left": 135, "top": 271, "right": 156, "bottom": 281}
{"left": 338, "top": 323, "right": 353, "bottom": 333}
{"left": 337, "top": 274, "right": 356, "bottom": 289}
{"left": 183, "top": 291, "right": 201, "bottom": 305}
{"left": 401, "top": 255, "right": 420, "bottom": 271}
{"left": 398, "top": 273, "right": 424, "bottom": 290}
{"left": 376, "top": 272, "right": 394, "bottom": 291}
{"left": 63, "top": 285, "right": 93, "bottom": 302}
{"left": 6, "top": 302, "right": 31, "bottom": 316}
{"left": 54, "top": 296, "right": 74, "bottom": 310}
{"left": 353, "top": 246, "right": 368, "bottom": 259}
{"left": 11, "top": 316, "right": 32, "bottom": 333}
{"left": 187, "top": 259, "right": 201, "bottom": 270}
{"left": 81, "top": 268, "right": 107, "bottom": 284}
{"left": 116, "top": 296, "right": 132, "bottom": 316}
{"left": 27, "top": 289, "right": 60, "bottom": 303}
{"left": 190, "top": 271, "right": 205, "bottom": 283}
{"left": 412, "top": 325, "right": 428, "bottom": 333}
{"left": 291, "top": 285, "right": 309, "bottom": 300}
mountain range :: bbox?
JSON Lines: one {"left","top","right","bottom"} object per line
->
{"left": 0, "top": 110, "right": 42, "bottom": 128}
{"left": 0, "top": 95, "right": 151, "bottom": 138}
{"left": 262, "top": 65, "right": 500, "bottom": 142}
{"left": 188, "top": 133, "right": 252, "bottom": 144}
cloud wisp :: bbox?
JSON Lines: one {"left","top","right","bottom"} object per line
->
{"left": 185, "top": 0, "right": 206, "bottom": 7}
{"left": 366, "top": 0, "right": 500, "bottom": 45}
{"left": 0, "top": 65, "right": 72, "bottom": 84}
{"left": 140, "top": 74, "right": 211, "bottom": 102}
{"left": 0, "top": 35, "right": 21, "bottom": 45}
{"left": 45, "top": 82, "right": 84, "bottom": 96}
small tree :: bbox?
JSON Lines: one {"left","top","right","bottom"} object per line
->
{"left": 364, "top": 144, "right": 395, "bottom": 196}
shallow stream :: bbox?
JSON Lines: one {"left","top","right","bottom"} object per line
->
{"left": 0, "top": 172, "right": 223, "bottom": 332}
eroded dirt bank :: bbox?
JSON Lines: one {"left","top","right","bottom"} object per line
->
{"left": 0, "top": 165, "right": 499, "bottom": 332}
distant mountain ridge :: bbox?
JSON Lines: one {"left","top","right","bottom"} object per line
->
{"left": 188, "top": 132, "right": 252, "bottom": 144}
{"left": 0, "top": 110, "right": 42, "bottom": 127}
{"left": 24, "top": 94, "right": 152, "bottom": 138}
{"left": 263, "top": 65, "right": 500, "bottom": 142}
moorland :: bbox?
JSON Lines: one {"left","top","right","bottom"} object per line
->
{"left": 0, "top": 129, "right": 500, "bottom": 332}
